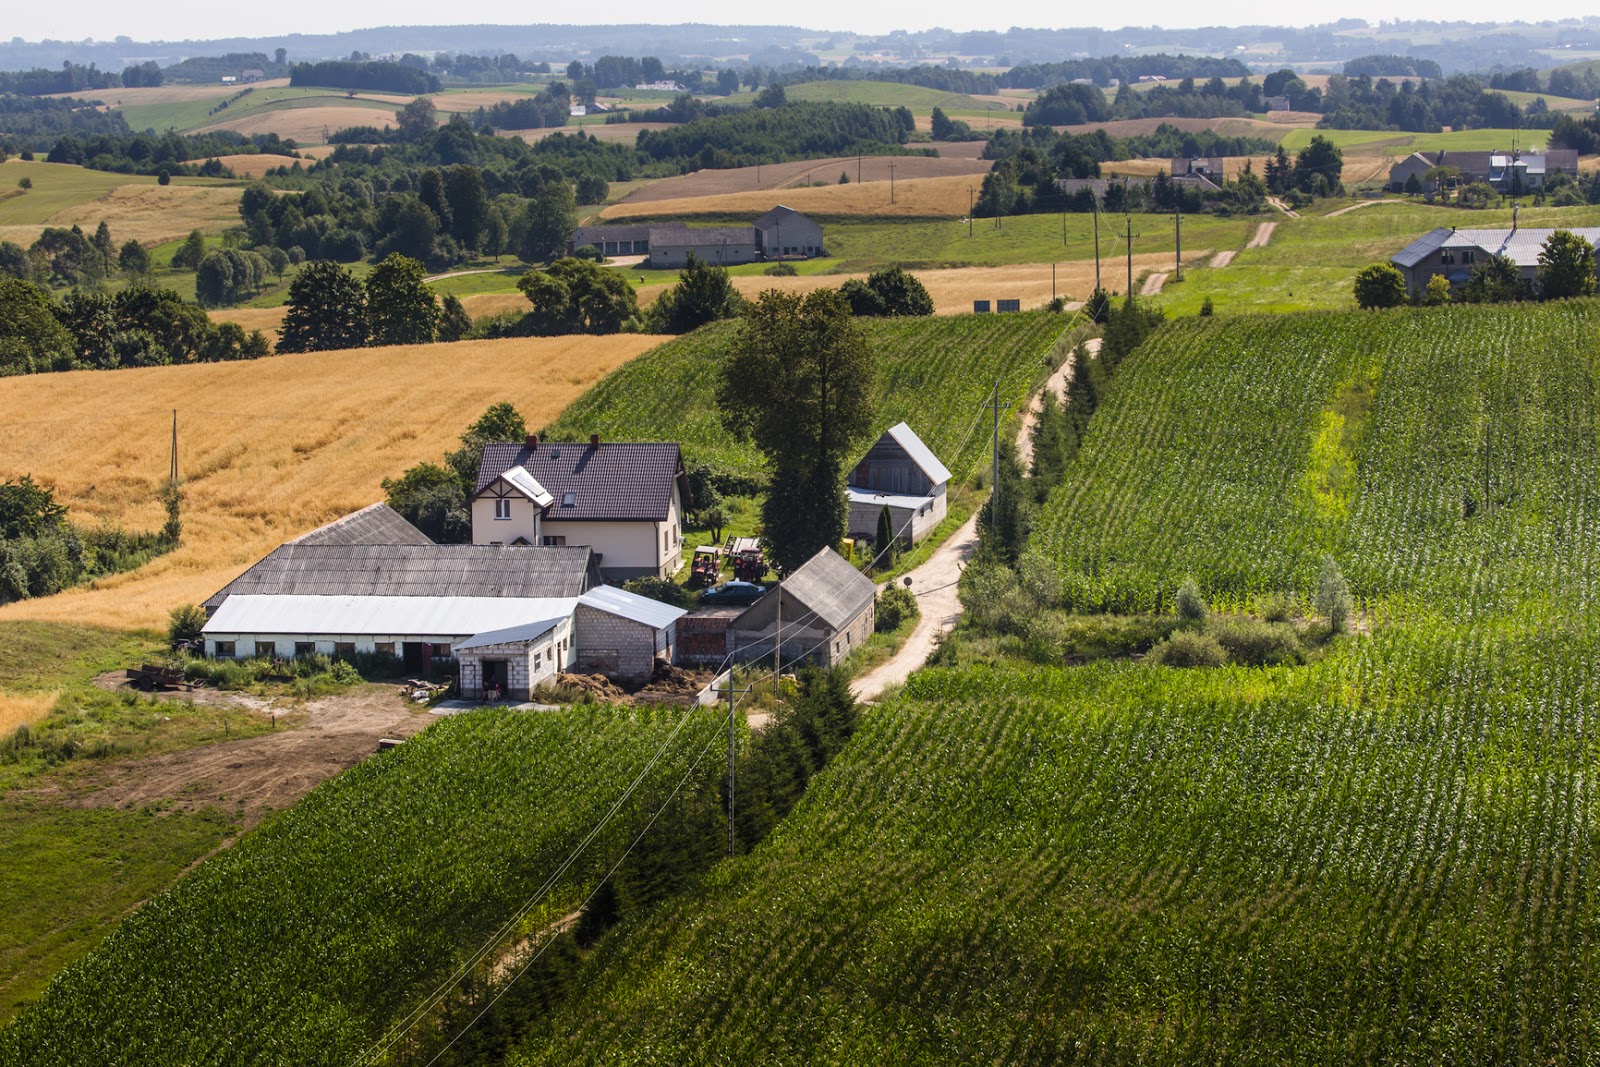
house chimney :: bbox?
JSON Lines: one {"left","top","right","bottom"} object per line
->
{"left": 525, "top": 434, "right": 538, "bottom": 451}
{"left": 590, "top": 433, "right": 600, "bottom": 448}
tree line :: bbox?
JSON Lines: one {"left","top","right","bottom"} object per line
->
{"left": 288, "top": 60, "right": 440, "bottom": 95}
{"left": 0, "top": 475, "right": 181, "bottom": 605}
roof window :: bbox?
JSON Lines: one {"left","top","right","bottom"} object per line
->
{"left": 562, "top": 492, "right": 577, "bottom": 507}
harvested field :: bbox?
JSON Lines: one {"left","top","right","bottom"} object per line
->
{"left": 208, "top": 291, "right": 532, "bottom": 340}
{"left": 1054, "top": 116, "right": 1307, "bottom": 139}
{"left": 615, "top": 154, "right": 992, "bottom": 205}
{"left": 45, "top": 80, "right": 290, "bottom": 106}
{"left": 197, "top": 153, "right": 303, "bottom": 178}
{"left": 930, "top": 140, "right": 989, "bottom": 159}
{"left": 198, "top": 104, "right": 401, "bottom": 143}
{"left": 508, "top": 122, "right": 672, "bottom": 144}
{"left": 0, "top": 334, "right": 665, "bottom": 630}
{"left": 603, "top": 173, "right": 980, "bottom": 220}
{"left": 0, "top": 690, "right": 56, "bottom": 736}
{"left": 2, "top": 183, "right": 243, "bottom": 246}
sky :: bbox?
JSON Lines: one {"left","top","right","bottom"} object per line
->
{"left": 10, "top": 3, "right": 1599, "bottom": 45}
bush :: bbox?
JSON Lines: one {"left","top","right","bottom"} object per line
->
{"left": 764, "top": 262, "right": 797, "bottom": 276}
{"left": 875, "top": 583, "right": 920, "bottom": 633}
{"left": 1258, "top": 591, "right": 1299, "bottom": 623}
{"left": 1149, "top": 630, "right": 1226, "bottom": 668}
{"left": 1209, "top": 616, "right": 1302, "bottom": 667}
{"left": 622, "top": 576, "right": 696, "bottom": 610}
{"left": 1315, "top": 555, "right": 1352, "bottom": 632}
{"left": 1175, "top": 578, "right": 1208, "bottom": 623}
{"left": 1200, "top": 296, "right": 1215, "bottom": 316}
{"left": 167, "top": 603, "right": 206, "bottom": 648}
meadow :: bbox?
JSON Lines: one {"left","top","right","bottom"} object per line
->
{"left": 0, "top": 333, "right": 663, "bottom": 630}
{"left": 0, "top": 160, "right": 242, "bottom": 247}
{"left": 542, "top": 311, "right": 1072, "bottom": 483}
{"left": 1277, "top": 125, "right": 1551, "bottom": 155}
{"left": 0, "top": 705, "right": 726, "bottom": 1066}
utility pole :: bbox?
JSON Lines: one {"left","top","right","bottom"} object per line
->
{"left": 1174, "top": 202, "right": 1183, "bottom": 281}
{"left": 857, "top": 153, "right": 862, "bottom": 184}
{"left": 1124, "top": 215, "right": 1141, "bottom": 297}
{"left": 888, "top": 161, "right": 896, "bottom": 204}
{"left": 169, "top": 409, "right": 178, "bottom": 486}
{"left": 985, "top": 380, "right": 1008, "bottom": 504}
{"left": 1052, "top": 262, "right": 1057, "bottom": 302}
{"left": 968, "top": 186, "right": 974, "bottom": 237}
{"left": 773, "top": 592, "right": 782, "bottom": 696}
{"left": 1093, "top": 208, "right": 1102, "bottom": 290}
{"left": 727, "top": 671, "right": 737, "bottom": 857}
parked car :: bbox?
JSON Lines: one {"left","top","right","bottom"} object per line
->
{"left": 698, "top": 580, "right": 766, "bottom": 606}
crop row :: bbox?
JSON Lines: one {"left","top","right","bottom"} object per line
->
{"left": 542, "top": 311, "right": 1069, "bottom": 482}
{"left": 0, "top": 706, "right": 724, "bottom": 1067}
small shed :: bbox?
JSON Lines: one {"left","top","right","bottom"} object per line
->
{"left": 729, "top": 547, "right": 875, "bottom": 668}
{"left": 573, "top": 585, "right": 687, "bottom": 685}
{"left": 847, "top": 422, "right": 953, "bottom": 549}
{"left": 457, "top": 615, "right": 577, "bottom": 700}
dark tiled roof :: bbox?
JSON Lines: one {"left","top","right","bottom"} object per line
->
{"left": 204, "top": 545, "right": 598, "bottom": 610}
{"left": 649, "top": 225, "right": 757, "bottom": 248}
{"left": 289, "top": 503, "right": 433, "bottom": 547}
{"left": 477, "top": 441, "right": 684, "bottom": 522}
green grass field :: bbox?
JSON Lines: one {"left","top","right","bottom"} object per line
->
{"left": 778, "top": 79, "right": 1013, "bottom": 114}
{"left": 1278, "top": 126, "right": 1551, "bottom": 156}
{"left": 119, "top": 87, "right": 402, "bottom": 135}
{"left": 0, "top": 160, "right": 232, "bottom": 228}
{"left": 543, "top": 311, "right": 1071, "bottom": 482}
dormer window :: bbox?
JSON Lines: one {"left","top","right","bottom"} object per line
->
{"left": 562, "top": 492, "right": 577, "bottom": 508}
{"left": 494, "top": 498, "right": 512, "bottom": 519}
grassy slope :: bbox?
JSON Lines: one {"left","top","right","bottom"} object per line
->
{"left": 503, "top": 299, "right": 1600, "bottom": 1064}
{"left": 542, "top": 311, "right": 1071, "bottom": 481}
{"left": 780, "top": 79, "right": 1012, "bottom": 115}
{"left": 1279, "top": 126, "right": 1552, "bottom": 155}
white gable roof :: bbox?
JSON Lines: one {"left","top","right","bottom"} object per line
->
{"left": 579, "top": 584, "right": 687, "bottom": 630}
{"left": 203, "top": 594, "right": 577, "bottom": 637}
{"left": 885, "top": 422, "right": 952, "bottom": 487}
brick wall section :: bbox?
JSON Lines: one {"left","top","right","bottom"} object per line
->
{"left": 459, "top": 641, "right": 537, "bottom": 700}
{"left": 575, "top": 604, "right": 663, "bottom": 685}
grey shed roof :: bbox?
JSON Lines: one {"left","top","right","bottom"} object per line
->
{"left": 290, "top": 503, "right": 433, "bottom": 547}
{"left": 762, "top": 546, "right": 875, "bottom": 631}
{"left": 753, "top": 205, "right": 811, "bottom": 228}
{"left": 884, "top": 422, "right": 952, "bottom": 487}
{"left": 476, "top": 441, "right": 685, "bottom": 522}
{"left": 571, "top": 223, "right": 655, "bottom": 245}
{"left": 648, "top": 225, "right": 758, "bottom": 248}
{"left": 204, "top": 544, "right": 598, "bottom": 611}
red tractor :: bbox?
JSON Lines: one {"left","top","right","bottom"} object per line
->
{"left": 728, "top": 537, "right": 766, "bottom": 583}
{"left": 689, "top": 546, "right": 723, "bottom": 589}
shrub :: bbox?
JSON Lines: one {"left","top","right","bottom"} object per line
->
{"left": 167, "top": 603, "right": 206, "bottom": 648}
{"left": 1258, "top": 591, "right": 1299, "bottom": 623}
{"left": 1315, "top": 555, "right": 1352, "bottom": 632}
{"left": 623, "top": 576, "right": 696, "bottom": 610}
{"left": 1209, "top": 616, "right": 1302, "bottom": 667}
{"left": 876, "top": 583, "right": 919, "bottom": 633}
{"left": 1149, "top": 630, "right": 1226, "bottom": 667}
{"left": 764, "top": 262, "right": 797, "bottom": 276}
{"left": 1175, "top": 578, "right": 1208, "bottom": 623}
{"left": 1353, "top": 263, "right": 1406, "bottom": 309}
{"left": 1200, "top": 296, "right": 1215, "bottom": 316}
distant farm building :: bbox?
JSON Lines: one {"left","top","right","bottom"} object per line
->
{"left": 1388, "top": 150, "right": 1579, "bottom": 193}
{"left": 1172, "top": 157, "right": 1227, "bottom": 181}
{"left": 1390, "top": 225, "right": 1600, "bottom": 298}
{"left": 728, "top": 547, "right": 876, "bottom": 667}
{"left": 635, "top": 81, "right": 686, "bottom": 92}
{"left": 1263, "top": 95, "right": 1291, "bottom": 111}
{"left": 846, "top": 422, "right": 952, "bottom": 549}
{"left": 567, "top": 207, "right": 824, "bottom": 268}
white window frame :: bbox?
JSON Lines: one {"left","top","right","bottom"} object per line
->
{"left": 494, "top": 498, "right": 512, "bottom": 520}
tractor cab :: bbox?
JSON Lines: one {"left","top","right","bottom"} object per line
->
{"left": 690, "top": 546, "right": 723, "bottom": 588}
{"left": 727, "top": 537, "right": 767, "bottom": 583}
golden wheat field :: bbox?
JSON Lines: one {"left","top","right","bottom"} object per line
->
{"left": 0, "top": 334, "right": 664, "bottom": 630}
{"left": 199, "top": 153, "right": 303, "bottom": 178}
{"left": 199, "top": 105, "right": 401, "bottom": 143}
{"left": 35, "top": 185, "right": 244, "bottom": 245}
{"left": 0, "top": 691, "right": 57, "bottom": 735}
{"left": 509, "top": 122, "right": 674, "bottom": 145}
{"left": 602, "top": 174, "right": 979, "bottom": 220}
{"left": 615, "top": 154, "right": 992, "bottom": 205}
{"left": 209, "top": 291, "right": 529, "bottom": 340}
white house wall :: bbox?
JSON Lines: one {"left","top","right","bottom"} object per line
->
{"left": 471, "top": 495, "right": 542, "bottom": 546}
{"left": 548, "top": 489, "right": 682, "bottom": 578}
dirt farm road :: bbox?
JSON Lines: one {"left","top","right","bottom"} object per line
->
{"left": 852, "top": 340, "right": 1099, "bottom": 703}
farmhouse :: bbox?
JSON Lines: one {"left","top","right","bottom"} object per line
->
{"left": 566, "top": 208, "right": 824, "bottom": 268}
{"left": 1387, "top": 150, "right": 1580, "bottom": 193}
{"left": 1390, "top": 225, "right": 1600, "bottom": 297}
{"left": 474, "top": 436, "right": 689, "bottom": 580}
{"left": 846, "top": 422, "right": 952, "bottom": 549}
{"left": 728, "top": 547, "right": 876, "bottom": 668}
{"left": 1172, "top": 157, "right": 1226, "bottom": 181}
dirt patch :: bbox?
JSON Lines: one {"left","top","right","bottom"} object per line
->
{"left": 1248, "top": 220, "right": 1279, "bottom": 246}
{"left": 23, "top": 683, "right": 431, "bottom": 826}
{"left": 1140, "top": 272, "right": 1168, "bottom": 295}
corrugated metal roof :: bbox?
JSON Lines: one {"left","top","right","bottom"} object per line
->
{"left": 746, "top": 546, "right": 875, "bottom": 632}
{"left": 579, "top": 584, "right": 687, "bottom": 630}
{"left": 204, "top": 595, "right": 578, "bottom": 637}
{"left": 456, "top": 616, "right": 567, "bottom": 650}
{"left": 499, "top": 465, "right": 553, "bottom": 507}
{"left": 848, "top": 488, "right": 939, "bottom": 510}
{"left": 204, "top": 544, "right": 597, "bottom": 610}
{"left": 476, "top": 441, "right": 683, "bottom": 522}
{"left": 884, "top": 422, "right": 952, "bottom": 487}
{"left": 649, "top": 225, "right": 758, "bottom": 248}
{"left": 290, "top": 503, "right": 433, "bottom": 547}
{"left": 572, "top": 224, "right": 654, "bottom": 244}
{"left": 1390, "top": 228, "right": 1453, "bottom": 269}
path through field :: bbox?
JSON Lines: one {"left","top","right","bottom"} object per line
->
{"left": 1264, "top": 198, "right": 1301, "bottom": 219}
{"left": 852, "top": 339, "right": 1100, "bottom": 702}
{"left": 1247, "top": 221, "right": 1278, "bottom": 248}
{"left": 1211, "top": 250, "right": 1237, "bottom": 268}
{"left": 1326, "top": 198, "right": 1405, "bottom": 217}
{"left": 1140, "top": 272, "right": 1168, "bottom": 295}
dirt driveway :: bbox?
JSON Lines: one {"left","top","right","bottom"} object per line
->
{"left": 26, "top": 684, "right": 433, "bottom": 826}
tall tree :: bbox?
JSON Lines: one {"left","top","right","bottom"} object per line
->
{"left": 365, "top": 253, "right": 439, "bottom": 346}
{"left": 444, "top": 166, "right": 489, "bottom": 251}
{"left": 1537, "top": 229, "right": 1597, "bottom": 300}
{"left": 515, "top": 182, "right": 577, "bottom": 262}
{"left": 718, "top": 289, "right": 875, "bottom": 572}
{"left": 0, "top": 279, "right": 74, "bottom": 374}
{"left": 395, "top": 97, "right": 437, "bottom": 141}
{"left": 644, "top": 252, "right": 744, "bottom": 333}
{"left": 278, "top": 261, "right": 369, "bottom": 353}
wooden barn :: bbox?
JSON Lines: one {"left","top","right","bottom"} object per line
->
{"left": 729, "top": 547, "right": 875, "bottom": 668}
{"left": 846, "top": 422, "right": 952, "bottom": 549}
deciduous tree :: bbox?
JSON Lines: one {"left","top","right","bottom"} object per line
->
{"left": 278, "top": 261, "right": 369, "bottom": 353}
{"left": 365, "top": 253, "right": 440, "bottom": 345}
{"left": 1536, "top": 229, "right": 1597, "bottom": 300}
{"left": 1353, "top": 263, "right": 1407, "bottom": 309}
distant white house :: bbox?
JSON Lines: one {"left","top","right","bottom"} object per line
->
{"left": 635, "top": 81, "right": 686, "bottom": 92}
{"left": 569, "top": 104, "right": 588, "bottom": 117}
{"left": 846, "top": 423, "right": 952, "bottom": 549}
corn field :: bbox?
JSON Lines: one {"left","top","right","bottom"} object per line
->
{"left": 543, "top": 311, "right": 1070, "bottom": 482}
{"left": 0, "top": 706, "right": 723, "bottom": 1067}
